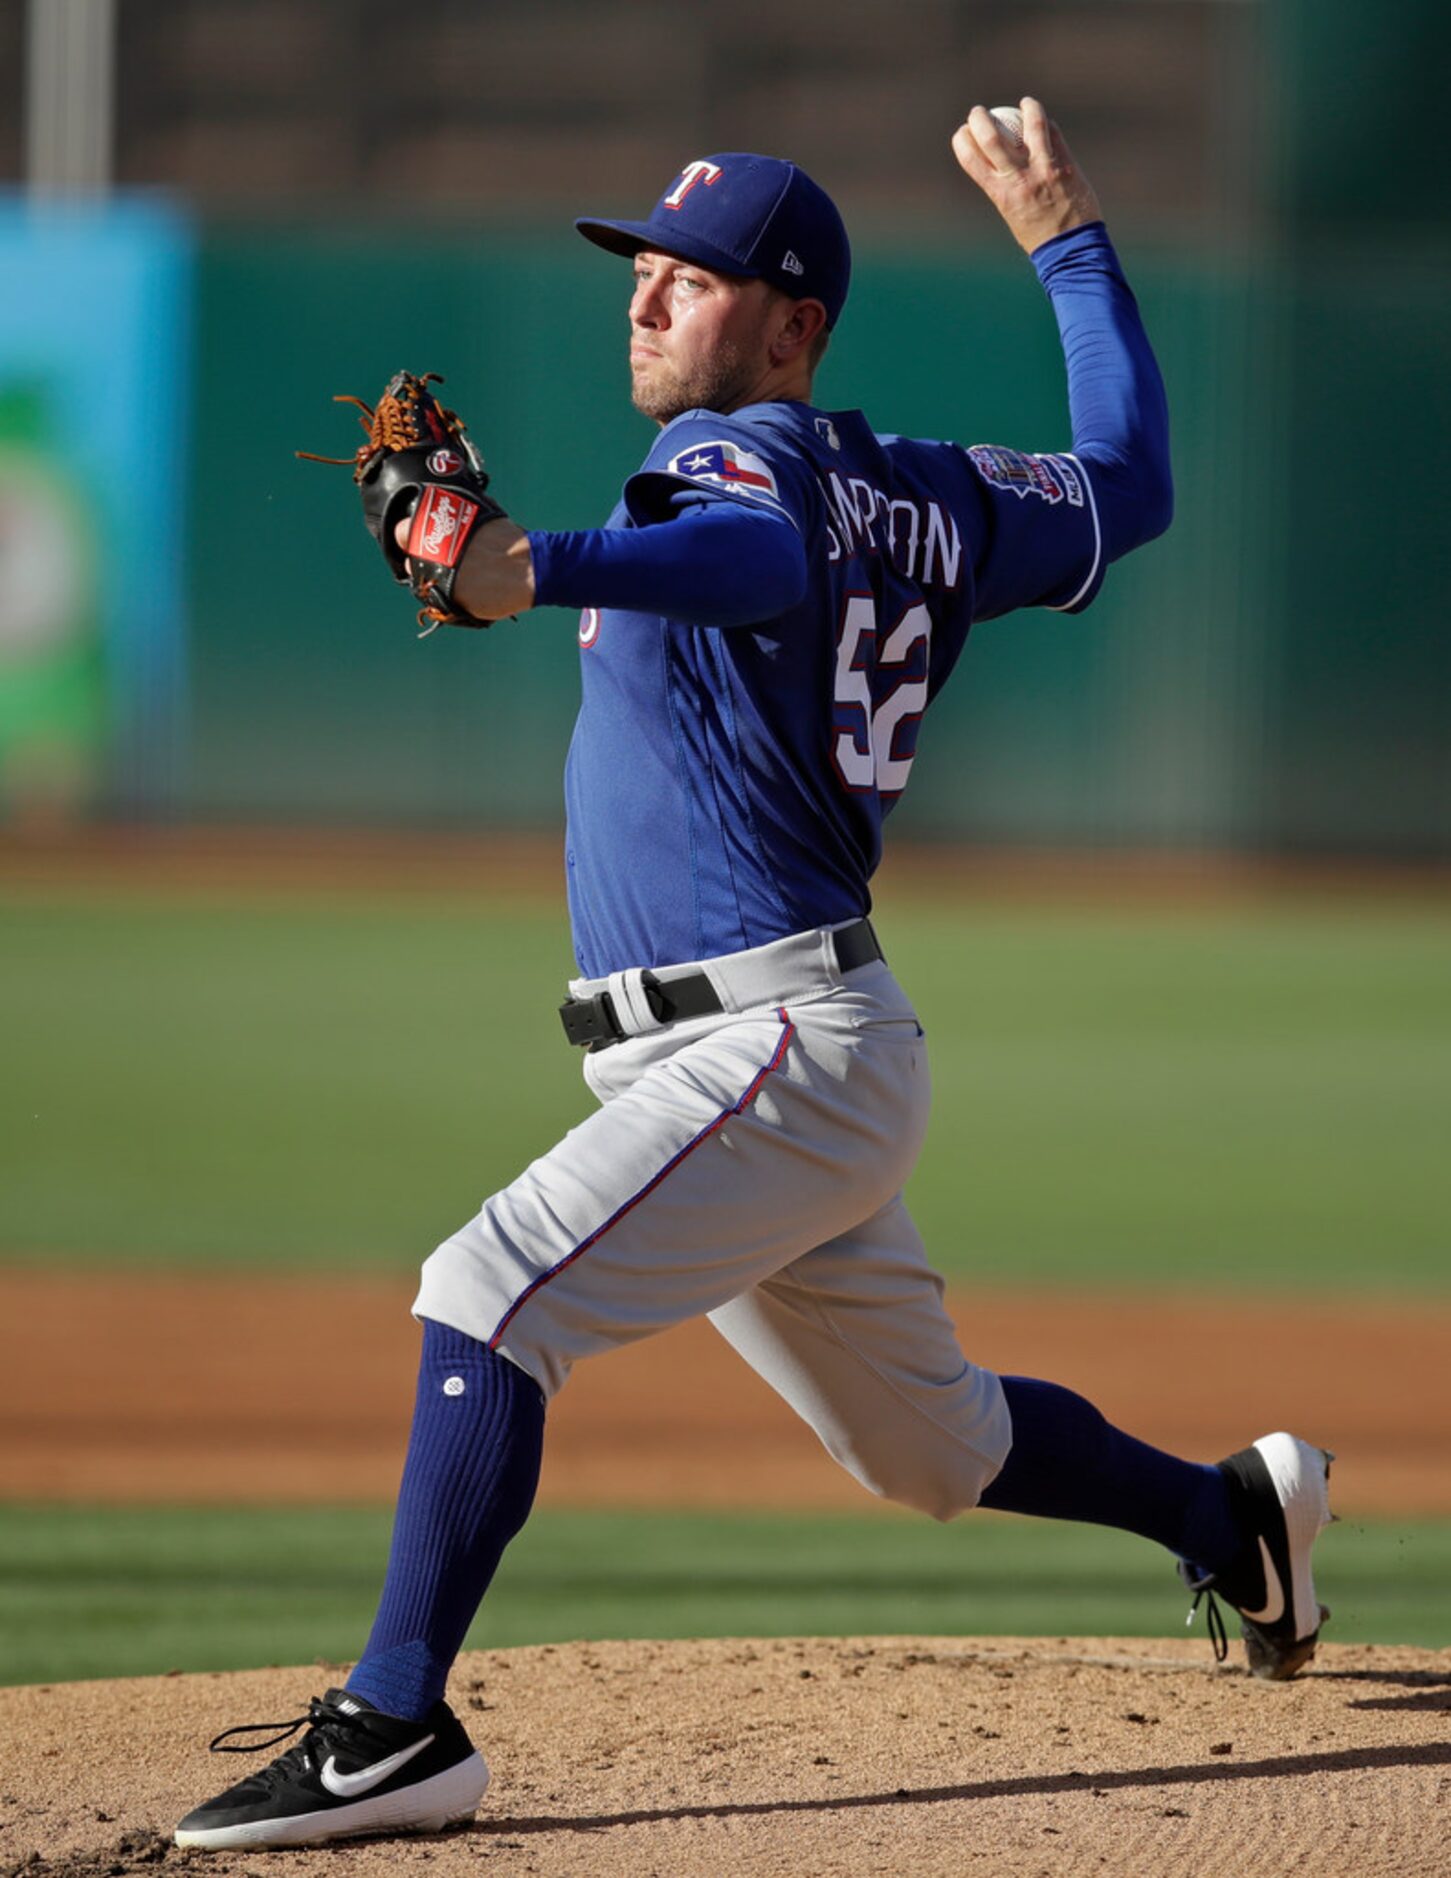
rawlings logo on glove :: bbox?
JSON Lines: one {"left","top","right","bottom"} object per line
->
{"left": 410, "top": 487, "right": 479, "bottom": 566}
{"left": 298, "top": 370, "right": 507, "bottom": 634}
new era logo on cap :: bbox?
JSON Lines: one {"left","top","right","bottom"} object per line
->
{"left": 575, "top": 152, "right": 852, "bottom": 328}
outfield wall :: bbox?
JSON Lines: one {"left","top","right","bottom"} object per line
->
{"left": 182, "top": 231, "right": 1448, "bottom": 854}
{"left": 3, "top": 1, "right": 1445, "bottom": 853}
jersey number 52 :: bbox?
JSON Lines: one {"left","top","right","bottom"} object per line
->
{"left": 832, "top": 593, "right": 932, "bottom": 800}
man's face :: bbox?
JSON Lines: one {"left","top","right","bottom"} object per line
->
{"left": 628, "top": 250, "right": 784, "bottom": 423}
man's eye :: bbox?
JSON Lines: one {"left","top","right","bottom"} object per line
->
{"left": 677, "top": 275, "right": 703, "bottom": 293}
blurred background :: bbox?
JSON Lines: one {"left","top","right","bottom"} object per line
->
{"left": 1, "top": 0, "right": 1448, "bottom": 1686}
{"left": 0, "top": 0, "right": 1446, "bottom": 844}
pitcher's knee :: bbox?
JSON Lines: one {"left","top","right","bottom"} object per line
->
{"left": 414, "top": 1232, "right": 568, "bottom": 1400}
{"left": 870, "top": 1445, "right": 1004, "bottom": 1522}
{"left": 829, "top": 1368, "right": 1013, "bottom": 1522}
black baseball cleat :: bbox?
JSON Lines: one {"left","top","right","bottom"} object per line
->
{"left": 174, "top": 1687, "right": 488, "bottom": 1850}
{"left": 1179, "top": 1431, "right": 1335, "bottom": 1681}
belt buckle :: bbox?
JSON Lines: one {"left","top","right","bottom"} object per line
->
{"left": 558, "top": 987, "right": 626, "bottom": 1049}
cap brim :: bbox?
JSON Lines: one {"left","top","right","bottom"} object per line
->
{"left": 574, "top": 217, "right": 760, "bottom": 281}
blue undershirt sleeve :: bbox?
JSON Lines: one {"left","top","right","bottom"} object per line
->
{"left": 1031, "top": 221, "right": 1173, "bottom": 559}
{"left": 527, "top": 495, "right": 808, "bottom": 629}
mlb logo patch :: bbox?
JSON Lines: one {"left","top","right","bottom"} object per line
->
{"left": 668, "top": 440, "right": 782, "bottom": 504}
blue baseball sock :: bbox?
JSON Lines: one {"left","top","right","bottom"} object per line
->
{"left": 346, "top": 1318, "right": 545, "bottom": 1722}
{"left": 978, "top": 1376, "right": 1241, "bottom": 1572}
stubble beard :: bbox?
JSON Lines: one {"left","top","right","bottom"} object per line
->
{"left": 630, "top": 335, "right": 760, "bottom": 425}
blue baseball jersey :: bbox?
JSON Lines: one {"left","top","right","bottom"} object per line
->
{"left": 563, "top": 400, "right": 1103, "bottom": 978}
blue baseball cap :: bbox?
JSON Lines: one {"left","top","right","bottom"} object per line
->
{"left": 576, "top": 152, "right": 851, "bottom": 328}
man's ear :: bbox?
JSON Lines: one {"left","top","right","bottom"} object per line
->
{"left": 772, "top": 297, "right": 829, "bottom": 365}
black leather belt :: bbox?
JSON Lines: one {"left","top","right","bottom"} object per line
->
{"left": 559, "top": 919, "right": 883, "bottom": 1051}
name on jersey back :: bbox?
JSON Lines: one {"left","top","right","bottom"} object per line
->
{"left": 819, "top": 469, "right": 963, "bottom": 591}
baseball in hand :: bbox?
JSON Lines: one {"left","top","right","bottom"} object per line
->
{"left": 989, "top": 106, "right": 1025, "bottom": 148}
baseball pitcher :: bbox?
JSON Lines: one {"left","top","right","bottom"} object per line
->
{"left": 177, "top": 101, "right": 1333, "bottom": 1851}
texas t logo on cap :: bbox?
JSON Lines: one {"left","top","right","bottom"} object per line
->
{"left": 663, "top": 160, "right": 723, "bottom": 209}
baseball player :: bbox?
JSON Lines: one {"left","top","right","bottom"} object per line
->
{"left": 176, "top": 102, "right": 1333, "bottom": 1851}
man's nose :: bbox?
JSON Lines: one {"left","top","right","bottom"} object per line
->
{"left": 630, "top": 278, "right": 667, "bottom": 329}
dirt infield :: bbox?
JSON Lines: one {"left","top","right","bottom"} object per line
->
{"left": 3, "top": 1637, "right": 1448, "bottom": 1878}
{"left": 3, "top": 1269, "right": 1448, "bottom": 1515}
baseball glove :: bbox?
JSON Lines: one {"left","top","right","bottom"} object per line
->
{"left": 298, "top": 371, "right": 507, "bottom": 633}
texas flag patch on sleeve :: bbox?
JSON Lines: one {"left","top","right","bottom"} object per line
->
{"left": 667, "top": 440, "right": 782, "bottom": 505}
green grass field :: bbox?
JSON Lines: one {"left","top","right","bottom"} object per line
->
{"left": 2, "top": 1503, "right": 1446, "bottom": 1687}
{"left": 2, "top": 883, "right": 1448, "bottom": 1286}
{"left": 2, "top": 878, "right": 1446, "bottom": 1685}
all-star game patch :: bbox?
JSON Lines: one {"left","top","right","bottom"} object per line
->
{"left": 968, "top": 445, "right": 1084, "bottom": 508}
{"left": 667, "top": 440, "right": 783, "bottom": 504}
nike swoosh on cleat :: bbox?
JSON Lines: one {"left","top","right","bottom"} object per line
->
{"left": 319, "top": 1733, "right": 436, "bottom": 1799}
{"left": 1237, "top": 1535, "right": 1286, "bottom": 1626}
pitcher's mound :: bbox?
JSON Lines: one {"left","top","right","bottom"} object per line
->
{"left": 3, "top": 1635, "right": 1447, "bottom": 1878}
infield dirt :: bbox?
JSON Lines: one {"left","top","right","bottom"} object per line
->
{"left": 3, "top": 1269, "right": 1448, "bottom": 1514}
{"left": 3, "top": 1636, "right": 1448, "bottom": 1878}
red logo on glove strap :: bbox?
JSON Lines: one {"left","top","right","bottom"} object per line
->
{"left": 427, "top": 448, "right": 463, "bottom": 475}
{"left": 409, "top": 485, "right": 479, "bottom": 566}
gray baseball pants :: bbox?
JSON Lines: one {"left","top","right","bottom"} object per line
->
{"left": 414, "top": 925, "right": 1010, "bottom": 1520}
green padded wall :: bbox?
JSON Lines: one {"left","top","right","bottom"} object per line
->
{"left": 182, "top": 0, "right": 1451, "bottom": 854}
{"left": 187, "top": 233, "right": 1289, "bottom": 845}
